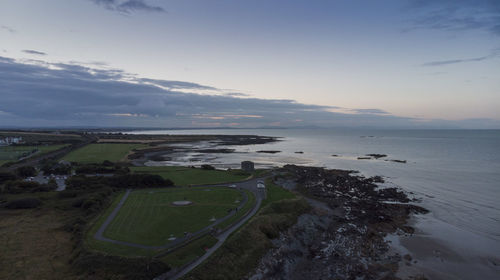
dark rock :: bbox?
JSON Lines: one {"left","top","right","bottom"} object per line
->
{"left": 195, "top": 148, "right": 235, "bottom": 153}
{"left": 366, "top": 154, "right": 387, "bottom": 159}
{"left": 257, "top": 150, "right": 281, "bottom": 154}
{"left": 357, "top": 156, "right": 372, "bottom": 160}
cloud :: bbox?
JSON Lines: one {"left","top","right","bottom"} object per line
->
{"left": 140, "top": 78, "right": 217, "bottom": 91}
{"left": 22, "top": 50, "right": 47, "bottom": 56}
{"left": 0, "top": 55, "right": 496, "bottom": 129}
{"left": 350, "top": 108, "right": 390, "bottom": 115}
{"left": 89, "top": 0, "right": 165, "bottom": 13}
{"left": 421, "top": 49, "right": 499, "bottom": 66}
{"left": 1, "top": 25, "right": 16, "bottom": 33}
{"left": 406, "top": 0, "right": 500, "bottom": 36}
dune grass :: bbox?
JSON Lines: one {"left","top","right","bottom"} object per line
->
{"left": 62, "top": 143, "right": 146, "bottom": 163}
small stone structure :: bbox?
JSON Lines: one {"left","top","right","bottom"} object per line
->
{"left": 241, "top": 161, "right": 255, "bottom": 172}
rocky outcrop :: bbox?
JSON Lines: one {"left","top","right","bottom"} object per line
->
{"left": 249, "top": 165, "right": 427, "bottom": 280}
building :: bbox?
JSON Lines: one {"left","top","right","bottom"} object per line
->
{"left": 0, "top": 136, "right": 23, "bottom": 146}
{"left": 241, "top": 161, "right": 254, "bottom": 172}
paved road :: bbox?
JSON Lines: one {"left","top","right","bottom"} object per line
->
{"left": 93, "top": 177, "right": 266, "bottom": 251}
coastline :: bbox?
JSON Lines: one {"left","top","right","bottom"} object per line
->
{"left": 248, "top": 164, "right": 429, "bottom": 279}
{"left": 126, "top": 129, "right": 500, "bottom": 279}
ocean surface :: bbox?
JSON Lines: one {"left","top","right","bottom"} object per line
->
{"left": 127, "top": 128, "right": 500, "bottom": 276}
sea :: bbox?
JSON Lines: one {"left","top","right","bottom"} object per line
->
{"left": 127, "top": 128, "right": 500, "bottom": 278}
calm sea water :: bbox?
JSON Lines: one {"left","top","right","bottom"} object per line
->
{"left": 127, "top": 128, "right": 500, "bottom": 259}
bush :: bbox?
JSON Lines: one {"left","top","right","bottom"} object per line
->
{"left": 201, "top": 164, "right": 215, "bottom": 170}
{"left": 102, "top": 160, "right": 114, "bottom": 166}
{"left": 15, "top": 166, "right": 37, "bottom": 177}
{"left": 106, "top": 174, "right": 173, "bottom": 189}
{"left": 5, "top": 197, "right": 42, "bottom": 209}
{"left": 72, "top": 251, "right": 169, "bottom": 280}
{"left": 75, "top": 163, "right": 130, "bottom": 175}
{"left": 0, "top": 171, "right": 17, "bottom": 184}
{"left": 57, "top": 190, "right": 81, "bottom": 198}
{"left": 41, "top": 161, "right": 71, "bottom": 175}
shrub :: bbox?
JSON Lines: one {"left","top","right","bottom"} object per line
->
{"left": 72, "top": 251, "right": 169, "bottom": 280}
{"left": 57, "top": 190, "right": 81, "bottom": 198}
{"left": 0, "top": 171, "right": 17, "bottom": 184}
{"left": 106, "top": 174, "right": 173, "bottom": 189}
{"left": 15, "top": 166, "right": 37, "bottom": 177}
{"left": 201, "top": 164, "right": 215, "bottom": 170}
{"left": 5, "top": 197, "right": 42, "bottom": 209}
{"left": 41, "top": 161, "right": 71, "bottom": 175}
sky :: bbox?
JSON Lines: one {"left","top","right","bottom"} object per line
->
{"left": 0, "top": 0, "right": 499, "bottom": 128}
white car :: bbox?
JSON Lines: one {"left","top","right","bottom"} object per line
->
{"left": 229, "top": 184, "right": 237, "bottom": 188}
{"left": 257, "top": 182, "right": 265, "bottom": 189}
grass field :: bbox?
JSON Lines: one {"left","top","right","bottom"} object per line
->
{"left": 102, "top": 188, "right": 243, "bottom": 246}
{"left": 0, "top": 144, "right": 68, "bottom": 165}
{"left": 131, "top": 166, "right": 250, "bottom": 186}
{"left": 62, "top": 143, "right": 147, "bottom": 163}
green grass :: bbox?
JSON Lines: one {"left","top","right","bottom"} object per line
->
{"left": 62, "top": 143, "right": 147, "bottom": 163}
{"left": 183, "top": 198, "right": 310, "bottom": 280}
{"left": 160, "top": 234, "right": 218, "bottom": 268}
{"left": 215, "top": 189, "right": 255, "bottom": 230}
{"left": 261, "top": 178, "right": 296, "bottom": 208}
{"left": 0, "top": 144, "right": 68, "bottom": 164}
{"left": 101, "top": 188, "right": 243, "bottom": 246}
{"left": 252, "top": 169, "right": 272, "bottom": 177}
{"left": 85, "top": 191, "right": 161, "bottom": 257}
{"left": 131, "top": 166, "right": 250, "bottom": 186}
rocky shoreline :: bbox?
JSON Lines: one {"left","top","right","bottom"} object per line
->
{"left": 249, "top": 165, "right": 428, "bottom": 280}
{"left": 128, "top": 135, "right": 280, "bottom": 165}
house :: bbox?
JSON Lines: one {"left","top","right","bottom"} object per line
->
{"left": 0, "top": 136, "right": 23, "bottom": 146}
{"left": 241, "top": 161, "right": 254, "bottom": 172}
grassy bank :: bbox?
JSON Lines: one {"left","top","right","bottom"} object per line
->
{"left": 183, "top": 181, "right": 310, "bottom": 280}
{"left": 160, "top": 235, "right": 219, "bottom": 268}
{"left": 215, "top": 189, "right": 255, "bottom": 230}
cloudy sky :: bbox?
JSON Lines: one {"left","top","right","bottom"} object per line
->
{"left": 0, "top": 0, "right": 499, "bottom": 128}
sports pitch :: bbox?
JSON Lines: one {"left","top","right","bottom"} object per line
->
{"left": 101, "top": 188, "right": 244, "bottom": 246}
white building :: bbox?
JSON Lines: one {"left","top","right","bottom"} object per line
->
{"left": 0, "top": 137, "right": 23, "bottom": 146}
